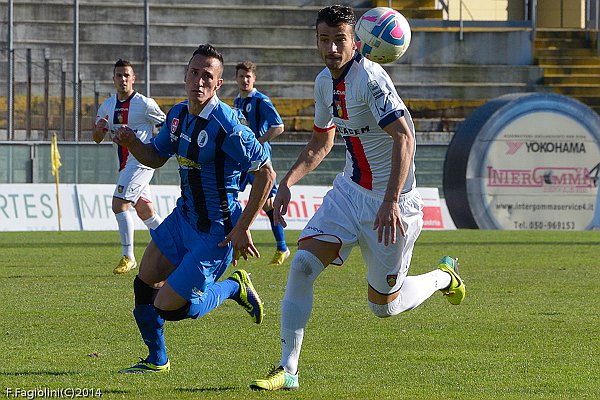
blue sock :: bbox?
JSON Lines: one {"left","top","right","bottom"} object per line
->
{"left": 133, "top": 304, "right": 168, "bottom": 365}
{"left": 187, "top": 278, "right": 240, "bottom": 319}
{"left": 267, "top": 209, "right": 287, "bottom": 251}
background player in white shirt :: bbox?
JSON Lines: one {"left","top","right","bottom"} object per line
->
{"left": 251, "top": 5, "right": 466, "bottom": 391}
{"left": 94, "top": 59, "right": 166, "bottom": 274}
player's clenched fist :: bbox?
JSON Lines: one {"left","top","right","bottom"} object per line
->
{"left": 113, "top": 126, "right": 137, "bottom": 147}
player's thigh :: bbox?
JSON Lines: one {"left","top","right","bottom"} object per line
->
{"left": 138, "top": 240, "right": 178, "bottom": 284}
{"left": 154, "top": 281, "right": 188, "bottom": 311}
{"left": 134, "top": 196, "right": 155, "bottom": 220}
{"left": 298, "top": 184, "right": 358, "bottom": 265}
{"left": 112, "top": 196, "right": 132, "bottom": 213}
{"left": 166, "top": 235, "right": 233, "bottom": 305}
{"left": 360, "top": 204, "right": 423, "bottom": 299}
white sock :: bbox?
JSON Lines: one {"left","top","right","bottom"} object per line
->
{"left": 280, "top": 250, "right": 324, "bottom": 375}
{"left": 398, "top": 269, "right": 451, "bottom": 310}
{"left": 115, "top": 211, "right": 135, "bottom": 260}
{"left": 143, "top": 213, "right": 163, "bottom": 230}
{"left": 369, "top": 269, "right": 451, "bottom": 317}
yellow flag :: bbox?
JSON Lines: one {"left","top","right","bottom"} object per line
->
{"left": 51, "top": 133, "right": 62, "bottom": 177}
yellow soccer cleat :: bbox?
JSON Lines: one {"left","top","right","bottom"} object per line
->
{"left": 229, "top": 269, "right": 264, "bottom": 324}
{"left": 250, "top": 366, "right": 299, "bottom": 391}
{"left": 118, "top": 358, "right": 170, "bottom": 374}
{"left": 438, "top": 256, "right": 466, "bottom": 305}
{"left": 113, "top": 256, "right": 137, "bottom": 275}
{"left": 269, "top": 249, "right": 291, "bottom": 266}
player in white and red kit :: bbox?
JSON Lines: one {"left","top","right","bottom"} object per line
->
{"left": 251, "top": 5, "right": 466, "bottom": 391}
{"left": 94, "top": 59, "right": 166, "bottom": 274}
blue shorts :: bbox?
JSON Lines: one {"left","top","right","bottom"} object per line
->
{"left": 150, "top": 206, "right": 233, "bottom": 304}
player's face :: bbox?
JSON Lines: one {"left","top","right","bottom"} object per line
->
{"left": 236, "top": 69, "right": 256, "bottom": 93}
{"left": 113, "top": 66, "right": 135, "bottom": 98}
{"left": 316, "top": 22, "right": 357, "bottom": 78}
{"left": 185, "top": 54, "right": 223, "bottom": 109}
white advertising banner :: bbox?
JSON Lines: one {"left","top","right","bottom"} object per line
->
{"left": 0, "top": 184, "right": 80, "bottom": 231}
{"left": 0, "top": 184, "right": 449, "bottom": 232}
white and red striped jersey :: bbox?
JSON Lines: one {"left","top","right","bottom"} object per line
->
{"left": 314, "top": 53, "right": 416, "bottom": 195}
{"left": 96, "top": 91, "right": 165, "bottom": 171}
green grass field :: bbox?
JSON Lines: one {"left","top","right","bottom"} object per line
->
{"left": 1, "top": 229, "right": 599, "bottom": 399}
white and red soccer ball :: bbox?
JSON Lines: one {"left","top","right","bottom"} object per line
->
{"left": 355, "top": 7, "right": 412, "bottom": 64}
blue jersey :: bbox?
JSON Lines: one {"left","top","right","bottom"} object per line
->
{"left": 233, "top": 88, "right": 284, "bottom": 158}
{"left": 151, "top": 96, "right": 268, "bottom": 236}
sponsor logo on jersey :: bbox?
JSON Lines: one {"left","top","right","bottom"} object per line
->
{"left": 176, "top": 155, "right": 201, "bottom": 170}
{"left": 386, "top": 274, "right": 397, "bottom": 287}
{"left": 368, "top": 80, "right": 384, "bottom": 99}
{"left": 337, "top": 125, "right": 370, "bottom": 136}
{"left": 368, "top": 80, "right": 393, "bottom": 116}
{"left": 197, "top": 130, "right": 209, "bottom": 148}
{"left": 181, "top": 133, "right": 191, "bottom": 142}
{"left": 171, "top": 118, "right": 179, "bottom": 134}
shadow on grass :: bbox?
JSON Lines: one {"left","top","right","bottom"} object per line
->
{"left": 0, "top": 242, "right": 117, "bottom": 249}
{"left": 418, "top": 240, "right": 598, "bottom": 247}
{"left": 175, "top": 387, "right": 237, "bottom": 393}
{"left": 0, "top": 370, "right": 73, "bottom": 376}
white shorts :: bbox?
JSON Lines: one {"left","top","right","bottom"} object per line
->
{"left": 113, "top": 163, "right": 154, "bottom": 204}
{"left": 298, "top": 174, "right": 423, "bottom": 295}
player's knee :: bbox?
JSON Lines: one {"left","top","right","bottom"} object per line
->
{"left": 155, "top": 303, "right": 190, "bottom": 321}
{"left": 290, "top": 250, "right": 324, "bottom": 280}
{"left": 134, "top": 199, "right": 154, "bottom": 220}
{"left": 368, "top": 298, "right": 402, "bottom": 318}
{"left": 263, "top": 197, "right": 274, "bottom": 212}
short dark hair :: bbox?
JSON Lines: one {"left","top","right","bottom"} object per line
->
{"left": 235, "top": 60, "right": 256, "bottom": 76}
{"left": 113, "top": 59, "right": 133, "bottom": 73}
{"left": 316, "top": 5, "right": 356, "bottom": 29}
{"left": 189, "top": 43, "right": 224, "bottom": 66}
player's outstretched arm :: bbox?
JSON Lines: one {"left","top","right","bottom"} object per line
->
{"left": 280, "top": 126, "right": 335, "bottom": 188}
{"left": 113, "top": 125, "right": 169, "bottom": 169}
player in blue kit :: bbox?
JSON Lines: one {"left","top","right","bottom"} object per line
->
{"left": 113, "top": 44, "right": 276, "bottom": 374}
{"left": 234, "top": 61, "right": 289, "bottom": 265}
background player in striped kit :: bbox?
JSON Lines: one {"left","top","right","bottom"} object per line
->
{"left": 94, "top": 59, "right": 166, "bottom": 274}
{"left": 234, "top": 61, "right": 289, "bottom": 265}
{"left": 251, "top": 5, "right": 465, "bottom": 391}
{"left": 113, "top": 44, "right": 275, "bottom": 374}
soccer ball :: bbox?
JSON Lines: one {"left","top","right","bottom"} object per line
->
{"left": 355, "top": 7, "right": 411, "bottom": 64}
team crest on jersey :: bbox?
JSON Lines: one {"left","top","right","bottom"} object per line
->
{"left": 117, "top": 185, "right": 124, "bottom": 194}
{"left": 245, "top": 103, "right": 252, "bottom": 113}
{"left": 117, "top": 112, "right": 124, "bottom": 124}
{"left": 386, "top": 274, "right": 398, "bottom": 287}
{"left": 197, "top": 130, "right": 209, "bottom": 148}
{"left": 335, "top": 100, "right": 344, "bottom": 118}
{"left": 171, "top": 118, "right": 179, "bottom": 134}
